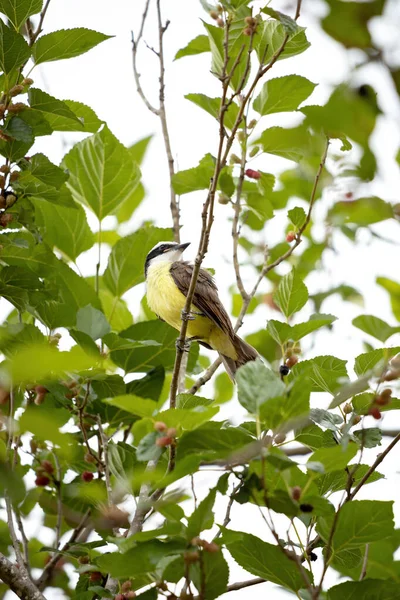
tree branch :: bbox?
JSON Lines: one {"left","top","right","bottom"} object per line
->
{"left": 131, "top": 0, "right": 180, "bottom": 241}
{"left": 189, "top": 135, "right": 330, "bottom": 395}
{"left": 131, "top": 1, "right": 159, "bottom": 116}
{"left": 36, "top": 509, "right": 91, "bottom": 591}
{"left": 0, "top": 552, "right": 46, "bottom": 600}
{"left": 29, "top": 0, "right": 52, "bottom": 45}
{"left": 156, "top": 0, "right": 180, "bottom": 242}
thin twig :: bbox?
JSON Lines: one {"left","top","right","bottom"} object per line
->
{"left": 214, "top": 480, "right": 242, "bottom": 539}
{"left": 5, "top": 500, "right": 28, "bottom": 576}
{"left": 36, "top": 509, "right": 91, "bottom": 590}
{"left": 349, "top": 431, "right": 400, "bottom": 499}
{"left": 232, "top": 119, "right": 249, "bottom": 301}
{"left": 189, "top": 135, "right": 329, "bottom": 395}
{"left": 97, "top": 418, "right": 114, "bottom": 506}
{"left": 131, "top": 0, "right": 180, "bottom": 240}
{"left": 168, "top": 17, "right": 234, "bottom": 455}
{"left": 156, "top": 0, "right": 180, "bottom": 242}
{"left": 30, "top": 0, "right": 52, "bottom": 44}
{"left": 313, "top": 432, "right": 400, "bottom": 597}
{"left": 53, "top": 453, "right": 63, "bottom": 550}
{"left": 131, "top": 1, "right": 159, "bottom": 115}
{"left": 14, "top": 509, "right": 30, "bottom": 573}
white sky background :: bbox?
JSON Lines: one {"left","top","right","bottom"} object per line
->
{"left": 2, "top": 0, "right": 400, "bottom": 598}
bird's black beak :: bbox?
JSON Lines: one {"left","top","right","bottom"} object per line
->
{"left": 176, "top": 242, "right": 190, "bottom": 252}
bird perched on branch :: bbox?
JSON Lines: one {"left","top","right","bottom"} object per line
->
{"left": 145, "top": 241, "right": 258, "bottom": 380}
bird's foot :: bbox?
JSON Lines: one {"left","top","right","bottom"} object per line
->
{"left": 181, "top": 309, "right": 196, "bottom": 321}
{"left": 175, "top": 338, "right": 191, "bottom": 353}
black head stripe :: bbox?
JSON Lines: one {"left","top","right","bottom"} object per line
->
{"left": 144, "top": 243, "right": 179, "bottom": 276}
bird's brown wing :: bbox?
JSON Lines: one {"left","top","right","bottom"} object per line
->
{"left": 170, "top": 261, "right": 235, "bottom": 340}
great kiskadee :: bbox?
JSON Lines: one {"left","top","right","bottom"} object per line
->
{"left": 145, "top": 241, "right": 258, "bottom": 379}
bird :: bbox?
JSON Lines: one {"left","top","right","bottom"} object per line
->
{"left": 145, "top": 241, "right": 258, "bottom": 380}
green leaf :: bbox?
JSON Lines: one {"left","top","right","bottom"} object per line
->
{"left": 178, "top": 421, "right": 253, "bottom": 460}
{"left": 253, "top": 75, "right": 316, "bottom": 115}
{"left": 267, "top": 314, "right": 336, "bottom": 344}
{"left": 128, "top": 135, "right": 152, "bottom": 164}
{"left": 104, "top": 226, "right": 173, "bottom": 297}
{"left": 255, "top": 20, "right": 310, "bottom": 65}
{"left": 29, "top": 88, "right": 82, "bottom": 125}
{"left": 318, "top": 500, "right": 394, "bottom": 552}
{"left": 0, "top": 21, "right": 31, "bottom": 74}
{"left": 0, "top": 0, "right": 42, "bottom": 30}
{"left": 322, "top": 0, "right": 385, "bottom": 50}
{"left": 185, "top": 93, "right": 241, "bottom": 130}
{"left": 352, "top": 392, "right": 400, "bottom": 414}
{"left": 30, "top": 153, "right": 68, "bottom": 188}
{"left": 288, "top": 206, "right": 307, "bottom": 229}
{"left": 203, "top": 20, "right": 251, "bottom": 92}
{"left": 91, "top": 374, "right": 125, "bottom": 400}
{"left": 260, "top": 377, "right": 311, "bottom": 431}
{"left": 6, "top": 117, "right": 33, "bottom": 143}
{"left": 291, "top": 314, "right": 337, "bottom": 340}
{"left": 354, "top": 347, "right": 400, "bottom": 377}
{"left": 255, "top": 125, "right": 312, "bottom": 162}
{"left": 274, "top": 268, "right": 308, "bottom": 318}
{"left": 32, "top": 28, "right": 112, "bottom": 64}
{"left": 97, "top": 540, "right": 185, "bottom": 578}
{"left": 126, "top": 367, "right": 164, "bottom": 402}
{"left": 107, "top": 320, "right": 198, "bottom": 374}
{"left": 155, "top": 406, "right": 219, "bottom": 431}
{"left": 102, "top": 395, "right": 157, "bottom": 418}
{"left": 172, "top": 153, "right": 214, "bottom": 195}
{"left": 43, "top": 100, "right": 103, "bottom": 133}
{"left": 191, "top": 547, "right": 228, "bottom": 600}
{"left": 175, "top": 34, "right": 209, "bottom": 59}
{"left": 62, "top": 125, "right": 141, "bottom": 219}
{"left": 354, "top": 427, "right": 382, "bottom": 449}
{"left": 224, "top": 530, "right": 306, "bottom": 591}
{"left": 316, "top": 464, "right": 384, "bottom": 496}
{"left": 307, "top": 444, "right": 357, "bottom": 473}
{"left": 76, "top": 305, "right": 110, "bottom": 340}
{"left": 99, "top": 288, "right": 133, "bottom": 332}
{"left": 328, "top": 579, "right": 400, "bottom": 600}
{"left": 328, "top": 197, "right": 393, "bottom": 226}
{"left": 2, "top": 343, "right": 95, "bottom": 385}
{"left": 34, "top": 198, "right": 93, "bottom": 261}
{"left": 186, "top": 487, "right": 217, "bottom": 540}
{"left": 293, "top": 356, "right": 348, "bottom": 394}
{"left": 136, "top": 431, "right": 163, "bottom": 462}
{"left": 352, "top": 314, "right": 400, "bottom": 342}
{"left": 176, "top": 393, "right": 214, "bottom": 410}
{"left": 236, "top": 359, "right": 285, "bottom": 415}
{"left": 376, "top": 277, "right": 400, "bottom": 321}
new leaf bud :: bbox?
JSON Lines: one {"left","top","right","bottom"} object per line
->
{"left": 9, "top": 85, "right": 24, "bottom": 97}
{"left": 249, "top": 145, "right": 259, "bottom": 157}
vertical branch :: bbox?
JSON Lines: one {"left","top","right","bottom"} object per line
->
{"left": 14, "top": 509, "right": 30, "bottom": 573}
{"left": 53, "top": 453, "right": 63, "bottom": 550}
{"left": 156, "top": 0, "right": 180, "bottom": 242}
{"left": 232, "top": 119, "right": 249, "bottom": 302}
{"left": 132, "top": 0, "right": 180, "bottom": 241}
{"left": 0, "top": 553, "right": 46, "bottom": 600}
{"left": 188, "top": 135, "right": 330, "bottom": 395}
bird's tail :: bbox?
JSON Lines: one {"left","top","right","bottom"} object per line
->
{"left": 219, "top": 334, "right": 258, "bottom": 381}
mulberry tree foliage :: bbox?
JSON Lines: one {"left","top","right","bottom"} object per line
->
{"left": 0, "top": 0, "right": 399, "bottom": 599}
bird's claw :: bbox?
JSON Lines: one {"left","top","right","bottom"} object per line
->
{"left": 176, "top": 339, "right": 191, "bottom": 353}
{"left": 181, "top": 309, "right": 196, "bottom": 321}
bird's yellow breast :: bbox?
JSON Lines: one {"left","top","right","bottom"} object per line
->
{"left": 146, "top": 261, "right": 236, "bottom": 359}
{"left": 146, "top": 261, "right": 212, "bottom": 340}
